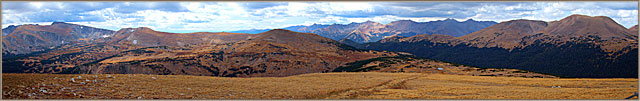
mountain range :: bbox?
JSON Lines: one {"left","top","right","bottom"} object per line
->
{"left": 2, "top": 22, "right": 114, "bottom": 55}
{"left": 0, "top": 22, "right": 549, "bottom": 77}
{"left": 231, "top": 19, "right": 497, "bottom": 43}
{"left": 1, "top": 24, "right": 400, "bottom": 77}
{"left": 357, "top": 14, "right": 638, "bottom": 78}
{"left": 2, "top": 14, "right": 637, "bottom": 78}
{"left": 67, "top": 29, "right": 401, "bottom": 77}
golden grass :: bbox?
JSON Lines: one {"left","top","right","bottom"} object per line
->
{"left": 356, "top": 74, "right": 638, "bottom": 99}
{"left": 2, "top": 72, "right": 416, "bottom": 99}
{"left": 2, "top": 73, "right": 638, "bottom": 99}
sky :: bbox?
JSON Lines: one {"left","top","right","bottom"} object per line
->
{"left": 2, "top": 1, "right": 638, "bottom": 33}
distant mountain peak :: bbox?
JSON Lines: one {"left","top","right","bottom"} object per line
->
{"left": 51, "top": 22, "right": 69, "bottom": 25}
{"left": 3, "top": 25, "right": 19, "bottom": 30}
{"left": 364, "top": 20, "right": 376, "bottom": 23}
{"left": 557, "top": 14, "right": 617, "bottom": 25}
{"left": 309, "top": 23, "right": 327, "bottom": 27}
{"left": 443, "top": 18, "right": 457, "bottom": 22}
{"left": 2, "top": 24, "right": 20, "bottom": 36}
{"left": 630, "top": 25, "right": 638, "bottom": 30}
{"left": 566, "top": 14, "right": 608, "bottom": 19}
{"left": 265, "top": 29, "right": 295, "bottom": 33}
{"left": 124, "top": 27, "right": 154, "bottom": 32}
{"left": 259, "top": 29, "right": 313, "bottom": 36}
{"left": 347, "top": 20, "right": 381, "bottom": 25}
{"left": 389, "top": 20, "right": 417, "bottom": 24}
{"left": 137, "top": 27, "right": 153, "bottom": 30}
{"left": 503, "top": 19, "right": 547, "bottom": 24}
{"left": 50, "top": 22, "right": 84, "bottom": 27}
{"left": 544, "top": 14, "right": 629, "bottom": 38}
{"left": 464, "top": 19, "right": 476, "bottom": 22}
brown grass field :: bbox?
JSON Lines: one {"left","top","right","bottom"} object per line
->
{"left": 2, "top": 72, "right": 638, "bottom": 99}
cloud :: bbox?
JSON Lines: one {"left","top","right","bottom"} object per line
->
{"left": 1, "top": 2, "right": 188, "bottom": 14}
{"left": 60, "top": 2, "right": 119, "bottom": 13}
{"left": 2, "top": 1, "right": 638, "bottom": 32}
{"left": 240, "top": 2, "right": 287, "bottom": 10}
{"left": 1, "top": 2, "right": 40, "bottom": 13}
{"left": 598, "top": 2, "right": 638, "bottom": 10}
{"left": 113, "top": 2, "right": 189, "bottom": 13}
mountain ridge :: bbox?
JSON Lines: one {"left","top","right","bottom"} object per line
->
{"left": 229, "top": 19, "right": 497, "bottom": 43}
{"left": 2, "top": 22, "right": 115, "bottom": 55}
{"left": 359, "top": 14, "right": 638, "bottom": 78}
{"left": 2, "top": 14, "right": 637, "bottom": 78}
{"left": 108, "top": 27, "right": 256, "bottom": 47}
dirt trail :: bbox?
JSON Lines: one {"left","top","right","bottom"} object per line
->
{"left": 323, "top": 74, "right": 424, "bottom": 99}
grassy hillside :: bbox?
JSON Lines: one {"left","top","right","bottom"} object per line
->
{"left": 2, "top": 73, "right": 638, "bottom": 99}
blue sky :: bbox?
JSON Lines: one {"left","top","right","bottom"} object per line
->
{"left": 2, "top": 1, "right": 638, "bottom": 33}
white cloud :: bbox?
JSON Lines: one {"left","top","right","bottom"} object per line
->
{"left": 2, "top": 2, "right": 638, "bottom": 32}
{"left": 467, "top": 2, "right": 638, "bottom": 28}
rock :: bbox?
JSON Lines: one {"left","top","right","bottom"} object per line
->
{"left": 80, "top": 82, "right": 86, "bottom": 85}
{"left": 152, "top": 77, "right": 157, "bottom": 79}
{"left": 71, "top": 78, "right": 76, "bottom": 82}
{"left": 77, "top": 76, "right": 82, "bottom": 79}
